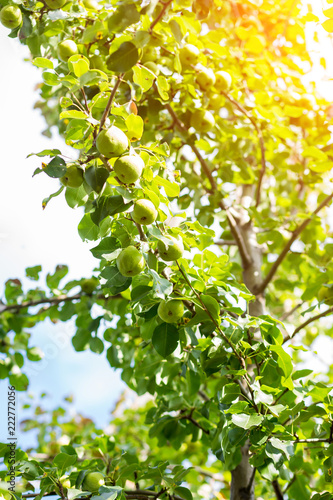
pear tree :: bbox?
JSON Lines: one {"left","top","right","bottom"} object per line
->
{"left": 1, "top": 1, "right": 333, "bottom": 499}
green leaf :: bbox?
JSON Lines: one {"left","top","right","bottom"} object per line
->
{"left": 186, "top": 369, "right": 201, "bottom": 396}
{"left": 125, "top": 114, "right": 144, "bottom": 141}
{"left": 46, "top": 265, "right": 68, "bottom": 290}
{"left": 84, "top": 166, "right": 109, "bottom": 193}
{"left": 65, "top": 185, "right": 88, "bottom": 209}
{"left": 91, "top": 237, "right": 121, "bottom": 260}
{"left": 43, "top": 156, "right": 66, "bottom": 178}
{"left": 28, "top": 148, "right": 62, "bottom": 158}
{"left": 133, "top": 65, "right": 155, "bottom": 92}
{"left": 174, "top": 487, "right": 193, "bottom": 500}
{"left": 60, "top": 97, "right": 73, "bottom": 108}
{"left": 42, "top": 186, "right": 65, "bottom": 209}
{"left": 270, "top": 345, "right": 293, "bottom": 377}
{"left": 154, "top": 175, "right": 180, "bottom": 197}
{"left": 42, "top": 71, "right": 59, "bottom": 86}
{"left": 25, "top": 265, "right": 42, "bottom": 281}
{"left": 107, "top": 3, "right": 140, "bottom": 32}
{"left": 107, "top": 42, "right": 139, "bottom": 72}
{"left": 53, "top": 452, "right": 77, "bottom": 471}
{"left": 60, "top": 110, "right": 87, "bottom": 120}
{"left": 68, "top": 54, "right": 90, "bottom": 77}
{"left": 152, "top": 323, "right": 179, "bottom": 358}
{"left": 149, "top": 269, "right": 173, "bottom": 298}
{"left": 156, "top": 75, "right": 170, "bottom": 100}
{"left": 231, "top": 413, "right": 264, "bottom": 429}
{"left": 100, "top": 266, "right": 132, "bottom": 295}
{"left": 91, "top": 196, "right": 133, "bottom": 225}
{"left": 78, "top": 214, "right": 100, "bottom": 241}
{"left": 33, "top": 57, "right": 53, "bottom": 69}
{"left": 200, "top": 294, "right": 220, "bottom": 322}
{"left": 89, "top": 337, "right": 104, "bottom": 354}
{"left": 220, "top": 383, "right": 241, "bottom": 404}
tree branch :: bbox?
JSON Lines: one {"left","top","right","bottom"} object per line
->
{"left": 283, "top": 305, "right": 333, "bottom": 343}
{"left": 165, "top": 102, "right": 252, "bottom": 268}
{"left": 256, "top": 192, "right": 333, "bottom": 294}
{"left": 149, "top": 0, "right": 172, "bottom": 32}
{"left": 221, "top": 91, "right": 267, "bottom": 207}
{"left": 179, "top": 413, "right": 210, "bottom": 434}
{"left": 272, "top": 479, "right": 284, "bottom": 500}
{"left": 97, "top": 74, "right": 124, "bottom": 135}
{"left": 215, "top": 240, "right": 237, "bottom": 246}
{"left": 0, "top": 292, "right": 122, "bottom": 314}
{"left": 280, "top": 302, "right": 303, "bottom": 321}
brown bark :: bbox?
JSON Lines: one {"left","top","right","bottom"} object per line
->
{"left": 230, "top": 185, "right": 264, "bottom": 500}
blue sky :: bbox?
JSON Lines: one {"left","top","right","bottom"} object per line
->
{"left": 0, "top": 26, "right": 125, "bottom": 449}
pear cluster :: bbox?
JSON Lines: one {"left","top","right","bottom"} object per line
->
{"left": 178, "top": 44, "right": 232, "bottom": 134}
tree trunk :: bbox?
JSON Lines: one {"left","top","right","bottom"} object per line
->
{"left": 230, "top": 185, "right": 265, "bottom": 500}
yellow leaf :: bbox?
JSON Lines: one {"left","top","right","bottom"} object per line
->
{"left": 322, "top": 19, "right": 333, "bottom": 32}
{"left": 303, "top": 12, "right": 319, "bottom": 22}
{"left": 245, "top": 35, "right": 266, "bottom": 54}
{"left": 284, "top": 105, "right": 303, "bottom": 118}
{"left": 235, "top": 26, "right": 255, "bottom": 41}
{"left": 323, "top": 6, "right": 333, "bottom": 18}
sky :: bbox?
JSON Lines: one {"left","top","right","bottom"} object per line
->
{"left": 0, "top": 26, "right": 125, "bottom": 448}
{"left": 1, "top": 2, "right": 333, "bottom": 449}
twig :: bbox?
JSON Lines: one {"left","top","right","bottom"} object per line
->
{"left": 132, "top": 218, "right": 148, "bottom": 242}
{"left": 149, "top": 0, "right": 172, "bottom": 32}
{"left": 215, "top": 240, "right": 237, "bottom": 246}
{"left": 283, "top": 475, "right": 296, "bottom": 494}
{"left": 257, "top": 193, "right": 333, "bottom": 294}
{"left": 283, "top": 306, "right": 333, "bottom": 343}
{"left": 280, "top": 302, "right": 303, "bottom": 321}
{"left": 221, "top": 91, "right": 267, "bottom": 207}
{"left": 198, "top": 390, "right": 210, "bottom": 401}
{"left": 294, "top": 436, "right": 333, "bottom": 444}
{"left": 165, "top": 103, "right": 252, "bottom": 268}
{"left": 179, "top": 413, "right": 210, "bottom": 434}
{"left": 97, "top": 74, "right": 124, "bottom": 135}
{"left": 272, "top": 479, "right": 284, "bottom": 500}
{"left": 81, "top": 88, "right": 90, "bottom": 114}
{"left": 0, "top": 293, "right": 122, "bottom": 314}
{"left": 272, "top": 387, "right": 289, "bottom": 406}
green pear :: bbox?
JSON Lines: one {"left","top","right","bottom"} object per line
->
{"left": 82, "top": 472, "right": 105, "bottom": 493}
{"left": 81, "top": 278, "right": 99, "bottom": 294}
{"left": 158, "top": 300, "right": 184, "bottom": 323}
{"left": 45, "top": 0, "right": 67, "bottom": 9}
{"left": 60, "top": 166, "right": 83, "bottom": 188}
{"left": 215, "top": 70, "right": 232, "bottom": 91}
{"left": 318, "top": 286, "right": 333, "bottom": 305}
{"left": 96, "top": 126, "right": 129, "bottom": 158}
{"left": 116, "top": 246, "right": 145, "bottom": 277}
{"left": 0, "top": 5, "right": 22, "bottom": 29}
{"left": 141, "top": 46, "right": 159, "bottom": 64}
{"left": 83, "top": 0, "right": 99, "bottom": 9}
{"left": 196, "top": 66, "right": 216, "bottom": 91}
{"left": 179, "top": 44, "right": 200, "bottom": 66}
{"left": 132, "top": 199, "right": 157, "bottom": 225}
{"left": 157, "top": 236, "right": 184, "bottom": 261}
{"left": 57, "top": 40, "right": 78, "bottom": 62}
{"left": 60, "top": 476, "right": 71, "bottom": 489}
{"left": 89, "top": 54, "right": 105, "bottom": 71}
{"left": 208, "top": 93, "right": 225, "bottom": 111}
{"left": 113, "top": 155, "right": 144, "bottom": 184}
{"left": 190, "top": 109, "right": 215, "bottom": 133}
